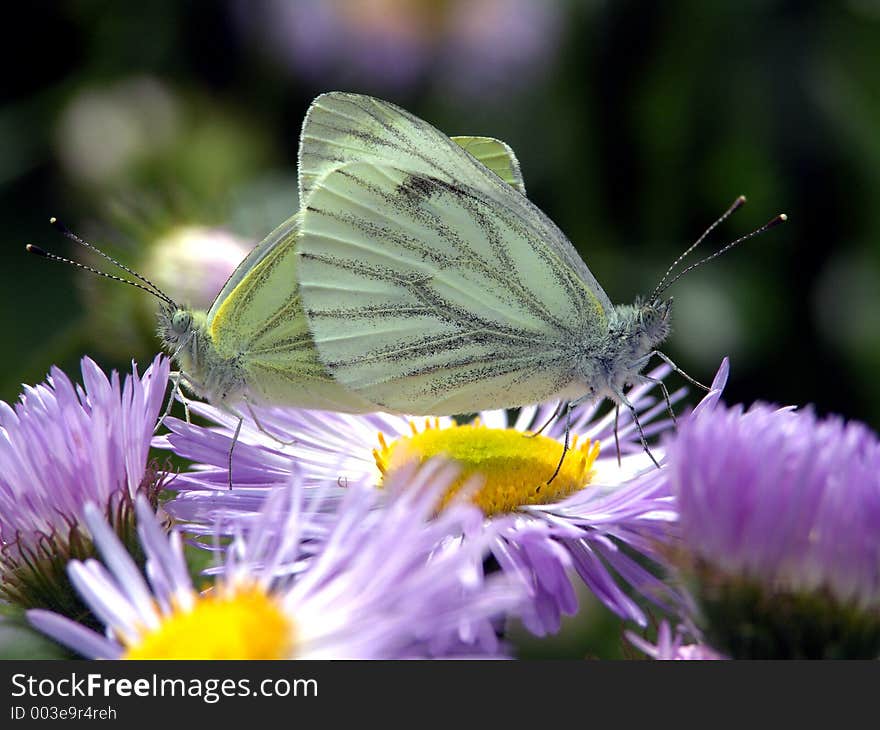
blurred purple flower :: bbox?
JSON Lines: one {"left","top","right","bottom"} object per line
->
{"left": 29, "top": 463, "right": 523, "bottom": 659}
{"left": 673, "top": 402, "right": 880, "bottom": 608}
{"left": 240, "top": 0, "right": 562, "bottom": 96}
{"left": 627, "top": 621, "right": 725, "bottom": 660}
{"left": 56, "top": 76, "right": 180, "bottom": 186}
{"left": 146, "top": 226, "right": 253, "bottom": 312}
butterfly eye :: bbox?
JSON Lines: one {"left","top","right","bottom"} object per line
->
{"left": 171, "top": 310, "right": 192, "bottom": 334}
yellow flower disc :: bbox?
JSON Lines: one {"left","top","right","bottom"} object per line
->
{"left": 374, "top": 419, "right": 600, "bottom": 517}
{"left": 123, "top": 585, "right": 295, "bottom": 659}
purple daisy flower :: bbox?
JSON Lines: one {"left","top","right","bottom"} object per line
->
{"left": 0, "top": 354, "right": 169, "bottom": 562}
{"left": 626, "top": 621, "right": 725, "bottom": 661}
{"left": 668, "top": 400, "right": 880, "bottom": 659}
{"left": 156, "top": 361, "right": 730, "bottom": 635}
{"left": 28, "top": 462, "right": 522, "bottom": 659}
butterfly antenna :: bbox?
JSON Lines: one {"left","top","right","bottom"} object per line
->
{"left": 46, "top": 217, "right": 176, "bottom": 306}
{"left": 649, "top": 195, "right": 747, "bottom": 303}
{"left": 26, "top": 244, "right": 177, "bottom": 307}
{"left": 654, "top": 212, "right": 787, "bottom": 298}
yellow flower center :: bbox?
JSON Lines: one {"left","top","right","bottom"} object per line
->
{"left": 373, "top": 419, "right": 600, "bottom": 517}
{"left": 123, "top": 584, "right": 295, "bottom": 659}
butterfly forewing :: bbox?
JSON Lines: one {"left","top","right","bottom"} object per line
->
{"left": 299, "top": 93, "right": 612, "bottom": 312}
{"left": 296, "top": 161, "right": 608, "bottom": 414}
{"left": 300, "top": 93, "right": 501, "bottom": 203}
{"left": 197, "top": 92, "right": 614, "bottom": 415}
{"left": 206, "top": 214, "right": 300, "bottom": 322}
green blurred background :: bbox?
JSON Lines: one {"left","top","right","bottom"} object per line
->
{"left": 2, "top": 1, "right": 880, "bottom": 656}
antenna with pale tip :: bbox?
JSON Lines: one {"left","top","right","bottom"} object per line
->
{"left": 27, "top": 219, "right": 178, "bottom": 308}
{"left": 650, "top": 195, "right": 748, "bottom": 303}
{"left": 48, "top": 216, "right": 171, "bottom": 301}
{"left": 653, "top": 211, "right": 788, "bottom": 298}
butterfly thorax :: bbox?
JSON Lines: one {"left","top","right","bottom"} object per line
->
{"left": 575, "top": 299, "right": 672, "bottom": 399}
{"left": 157, "top": 306, "right": 247, "bottom": 404}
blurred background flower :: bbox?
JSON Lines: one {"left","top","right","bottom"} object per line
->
{"left": 627, "top": 621, "right": 724, "bottom": 661}
{"left": 236, "top": 0, "right": 563, "bottom": 97}
{"left": 3, "top": 1, "right": 880, "bottom": 657}
{"left": 55, "top": 77, "right": 181, "bottom": 188}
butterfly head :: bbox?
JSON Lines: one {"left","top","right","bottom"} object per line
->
{"left": 640, "top": 297, "right": 673, "bottom": 346}
{"left": 157, "top": 304, "right": 211, "bottom": 372}
{"left": 157, "top": 304, "right": 201, "bottom": 350}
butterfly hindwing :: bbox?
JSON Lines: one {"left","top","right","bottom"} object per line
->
{"left": 207, "top": 214, "right": 375, "bottom": 411}
{"left": 449, "top": 136, "right": 526, "bottom": 194}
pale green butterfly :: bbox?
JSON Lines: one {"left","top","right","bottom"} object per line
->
{"left": 291, "top": 93, "right": 784, "bottom": 469}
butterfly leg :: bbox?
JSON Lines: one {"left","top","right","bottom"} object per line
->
{"left": 545, "top": 391, "right": 597, "bottom": 484}
{"left": 613, "top": 387, "right": 661, "bottom": 469}
{"left": 226, "top": 415, "right": 243, "bottom": 491}
{"left": 175, "top": 372, "right": 200, "bottom": 423}
{"left": 526, "top": 401, "right": 563, "bottom": 438}
{"left": 169, "top": 367, "right": 206, "bottom": 423}
{"left": 613, "top": 404, "right": 622, "bottom": 467}
{"left": 640, "top": 350, "right": 710, "bottom": 392}
{"left": 211, "top": 402, "right": 250, "bottom": 490}
{"left": 545, "top": 401, "right": 574, "bottom": 485}
{"left": 638, "top": 373, "right": 677, "bottom": 427}
{"left": 154, "top": 371, "right": 181, "bottom": 434}
{"left": 244, "top": 399, "right": 297, "bottom": 447}
{"left": 153, "top": 371, "right": 194, "bottom": 432}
